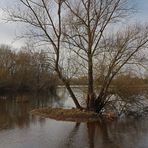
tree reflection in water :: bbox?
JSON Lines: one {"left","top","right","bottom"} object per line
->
{"left": 0, "top": 93, "right": 148, "bottom": 148}
{"left": 61, "top": 123, "right": 81, "bottom": 148}
{"left": 0, "top": 93, "right": 60, "bottom": 129}
{"left": 60, "top": 119, "right": 148, "bottom": 148}
{"left": 87, "top": 121, "right": 120, "bottom": 148}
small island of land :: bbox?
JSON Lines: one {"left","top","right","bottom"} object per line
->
{"left": 31, "top": 107, "right": 99, "bottom": 122}
{"left": 31, "top": 107, "right": 116, "bottom": 122}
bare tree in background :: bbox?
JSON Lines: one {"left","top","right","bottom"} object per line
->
{"left": 6, "top": 0, "right": 148, "bottom": 113}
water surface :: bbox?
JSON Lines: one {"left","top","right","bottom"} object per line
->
{"left": 0, "top": 91, "right": 148, "bottom": 148}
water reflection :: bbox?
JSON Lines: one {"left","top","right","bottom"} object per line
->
{"left": 87, "top": 121, "right": 118, "bottom": 148}
{"left": 87, "top": 119, "right": 148, "bottom": 148}
{"left": 0, "top": 93, "right": 59, "bottom": 130}
{"left": 0, "top": 93, "right": 148, "bottom": 148}
{"left": 56, "top": 119, "right": 148, "bottom": 148}
{"left": 61, "top": 123, "right": 81, "bottom": 148}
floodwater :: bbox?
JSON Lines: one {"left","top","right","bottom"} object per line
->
{"left": 0, "top": 89, "right": 148, "bottom": 148}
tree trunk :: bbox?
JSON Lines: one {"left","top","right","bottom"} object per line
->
{"left": 56, "top": 68, "right": 82, "bottom": 109}
{"left": 87, "top": 55, "right": 96, "bottom": 110}
{"left": 65, "top": 82, "right": 82, "bottom": 109}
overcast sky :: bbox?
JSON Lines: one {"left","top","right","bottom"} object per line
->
{"left": 0, "top": 0, "right": 148, "bottom": 49}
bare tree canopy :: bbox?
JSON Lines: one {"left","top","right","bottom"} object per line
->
{"left": 6, "top": 0, "right": 148, "bottom": 113}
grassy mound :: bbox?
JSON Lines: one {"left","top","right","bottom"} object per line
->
{"left": 31, "top": 107, "right": 100, "bottom": 122}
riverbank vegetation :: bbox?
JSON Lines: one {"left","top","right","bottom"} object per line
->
{"left": 4, "top": 0, "right": 148, "bottom": 118}
{"left": 0, "top": 44, "right": 57, "bottom": 93}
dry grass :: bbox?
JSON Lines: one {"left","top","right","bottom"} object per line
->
{"left": 31, "top": 107, "right": 100, "bottom": 122}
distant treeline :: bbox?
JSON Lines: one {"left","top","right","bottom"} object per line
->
{"left": 0, "top": 44, "right": 147, "bottom": 93}
{"left": 0, "top": 45, "right": 57, "bottom": 93}
{"left": 66, "top": 74, "right": 148, "bottom": 86}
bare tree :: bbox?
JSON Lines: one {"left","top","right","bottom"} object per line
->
{"left": 6, "top": 0, "right": 82, "bottom": 109}
{"left": 62, "top": 0, "right": 148, "bottom": 111}
{"left": 6, "top": 0, "right": 148, "bottom": 113}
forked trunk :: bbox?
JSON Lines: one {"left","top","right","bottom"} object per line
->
{"left": 87, "top": 93, "right": 96, "bottom": 111}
